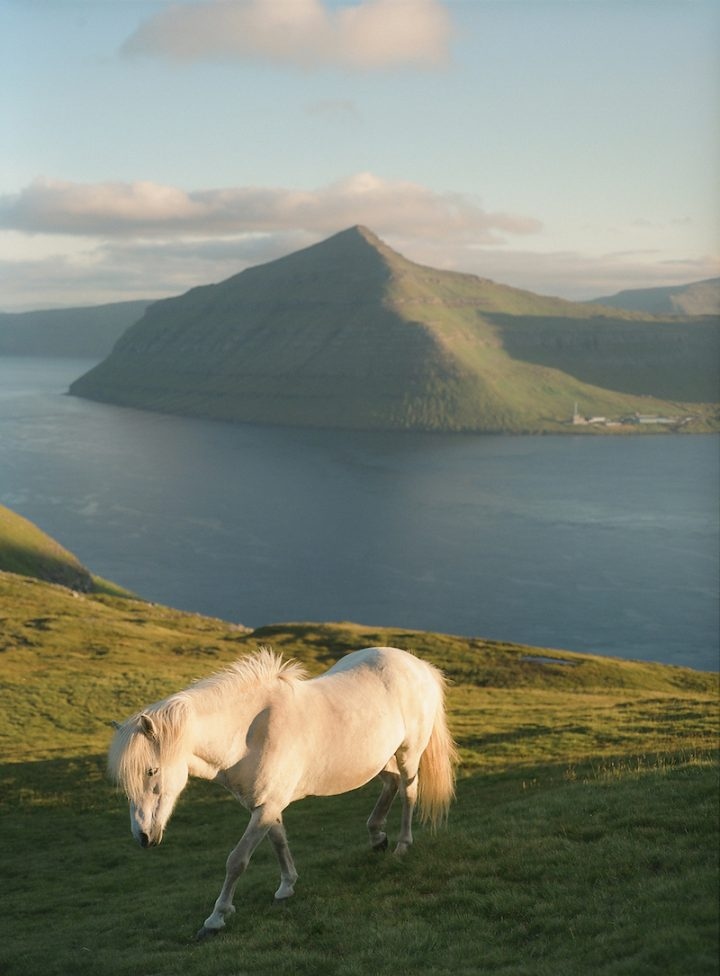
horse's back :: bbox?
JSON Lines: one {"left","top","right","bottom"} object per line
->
{"left": 320, "top": 646, "right": 443, "bottom": 741}
{"left": 275, "top": 647, "right": 442, "bottom": 800}
{"left": 324, "top": 646, "right": 438, "bottom": 685}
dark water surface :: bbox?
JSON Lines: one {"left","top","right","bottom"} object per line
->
{"left": 1, "top": 357, "right": 718, "bottom": 670}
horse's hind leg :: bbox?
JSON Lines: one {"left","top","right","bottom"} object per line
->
{"left": 367, "top": 770, "right": 399, "bottom": 851}
{"left": 394, "top": 772, "right": 418, "bottom": 855}
{"left": 268, "top": 818, "right": 298, "bottom": 901}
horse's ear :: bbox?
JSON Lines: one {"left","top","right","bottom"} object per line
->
{"left": 140, "top": 713, "right": 157, "bottom": 739}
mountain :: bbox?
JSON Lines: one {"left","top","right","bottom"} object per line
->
{"left": 0, "top": 503, "right": 131, "bottom": 596}
{"left": 0, "top": 300, "right": 151, "bottom": 358}
{"left": 70, "top": 227, "right": 719, "bottom": 432}
{"left": 587, "top": 278, "right": 720, "bottom": 316}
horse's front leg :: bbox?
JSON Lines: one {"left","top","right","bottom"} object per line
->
{"left": 196, "top": 805, "right": 276, "bottom": 939}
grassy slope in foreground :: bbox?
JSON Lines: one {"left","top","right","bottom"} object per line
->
{"left": 1, "top": 571, "right": 717, "bottom": 976}
{"left": 70, "top": 227, "right": 718, "bottom": 434}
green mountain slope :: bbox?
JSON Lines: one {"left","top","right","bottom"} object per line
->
{"left": 70, "top": 227, "right": 718, "bottom": 432}
{"left": 588, "top": 277, "right": 720, "bottom": 316}
{"left": 493, "top": 312, "right": 719, "bottom": 402}
{"left": 0, "top": 299, "right": 151, "bottom": 357}
{"left": 1, "top": 571, "right": 716, "bottom": 762}
{"left": 0, "top": 504, "right": 131, "bottom": 596}
{"left": 0, "top": 504, "right": 95, "bottom": 591}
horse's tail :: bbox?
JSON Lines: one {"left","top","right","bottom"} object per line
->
{"left": 418, "top": 666, "right": 459, "bottom": 829}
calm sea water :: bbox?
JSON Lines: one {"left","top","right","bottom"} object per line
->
{"left": 1, "top": 357, "right": 718, "bottom": 671}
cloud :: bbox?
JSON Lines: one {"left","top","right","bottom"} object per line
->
{"left": 2, "top": 230, "right": 717, "bottom": 312}
{"left": 0, "top": 232, "right": 315, "bottom": 309}
{"left": 0, "top": 180, "right": 205, "bottom": 236}
{"left": 121, "top": 0, "right": 452, "bottom": 70}
{"left": 430, "top": 246, "right": 720, "bottom": 302}
{"left": 0, "top": 174, "right": 542, "bottom": 243}
{"left": 3, "top": 175, "right": 715, "bottom": 310}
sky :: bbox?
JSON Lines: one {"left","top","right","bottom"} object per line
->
{"left": 1, "top": 0, "right": 719, "bottom": 310}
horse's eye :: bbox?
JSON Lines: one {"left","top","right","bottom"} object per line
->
{"left": 147, "top": 767, "right": 159, "bottom": 778}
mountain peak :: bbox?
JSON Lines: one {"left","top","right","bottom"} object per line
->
{"left": 315, "top": 224, "right": 411, "bottom": 271}
{"left": 348, "top": 224, "right": 382, "bottom": 243}
{"left": 323, "top": 224, "right": 393, "bottom": 252}
{"left": 263, "top": 224, "right": 408, "bottom": 281}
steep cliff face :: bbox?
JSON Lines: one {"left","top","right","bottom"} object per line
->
{"left": 70, "top": 227, "right": 717, "bottom": 432}
{"left": 494, "top": 314, "right": 719, "bottom": 402}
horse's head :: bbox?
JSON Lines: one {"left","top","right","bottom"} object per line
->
{"left": 109, "top": 704, "right": 190, "bottom": 848}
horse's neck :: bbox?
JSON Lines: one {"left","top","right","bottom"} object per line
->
{"left": 185, "top": 683, "right": 269, "bottom": 780}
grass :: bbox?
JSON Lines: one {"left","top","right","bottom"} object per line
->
{"left": 0, "top": 505, "right": 136, "bottom": 598}
{"left": 0, "top": 570, "right": 718, "bottom": 975}
{"left": 3, "top": 760, "right": 717, "bottom": 976}
{"left": 0, "top": 504, "right": 94, "bottom": 592}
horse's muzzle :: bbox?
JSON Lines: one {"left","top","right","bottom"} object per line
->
{"left": 139, "top": 831, "right": 160, "bottom": 848}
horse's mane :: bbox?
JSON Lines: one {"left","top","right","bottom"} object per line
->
{"left": 108, "top": 647, "right": 306, "bottom": 799}
{"left": 192, "top": 646, "right": 307, "bottom": 700}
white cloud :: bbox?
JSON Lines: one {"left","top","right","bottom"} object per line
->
{"left": 0, "top": 232, "right": 314, "bottom": 309}
{"left": 429, "top": 245, "right": 720, "bottom": 302}
{"left": 2, "top": 176, "right": 716, "bottom": 309}
{"left": 121, "top": 0, "right": 451, "bottom": 70}
{"left": 2, "top": 231, "right": 717, "bottom": 312}
{"left": 0, "top": 180, "right": 205, "bottom": 236}
{"left": 0, "top": 174, "right": 542, "bottom": 243}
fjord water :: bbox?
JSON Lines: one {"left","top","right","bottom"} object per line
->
{"left": 1, "top": 357, "right": 718, "bottom": 671}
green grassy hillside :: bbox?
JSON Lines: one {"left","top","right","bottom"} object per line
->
{"left": 0, "top": 503, "right": 95, "bottom": 592}
{"left": 70, "top": 227, "right": 718, "bottom": 433}
{"left": 0, "top": 504, "right": 132, "bottom": 596}
{"left": 492, "top": 313, "right": 719, "bottom": 403}
{"left": 1, "top": 568, "right": 717, "bottom": 976}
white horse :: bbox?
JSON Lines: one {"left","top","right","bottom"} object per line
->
{"left": 108, "top": 646, "right": 457, "bottom": 939}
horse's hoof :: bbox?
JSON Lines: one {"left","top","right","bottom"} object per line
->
{"left": 372, "top": 836, "right": 389, "bottom": 853}
{"left": 195, "top": 925, "right": 221, "bottom": 942}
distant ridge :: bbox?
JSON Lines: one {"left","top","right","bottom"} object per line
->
{"left": 70, "top": 227, "right": 719, "bottom": 433}
{"left": 588, "top": 278, "right": 720, "bottom": 316}
{"left": 0, "top": 300, "right": 151, "bottom": 358}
